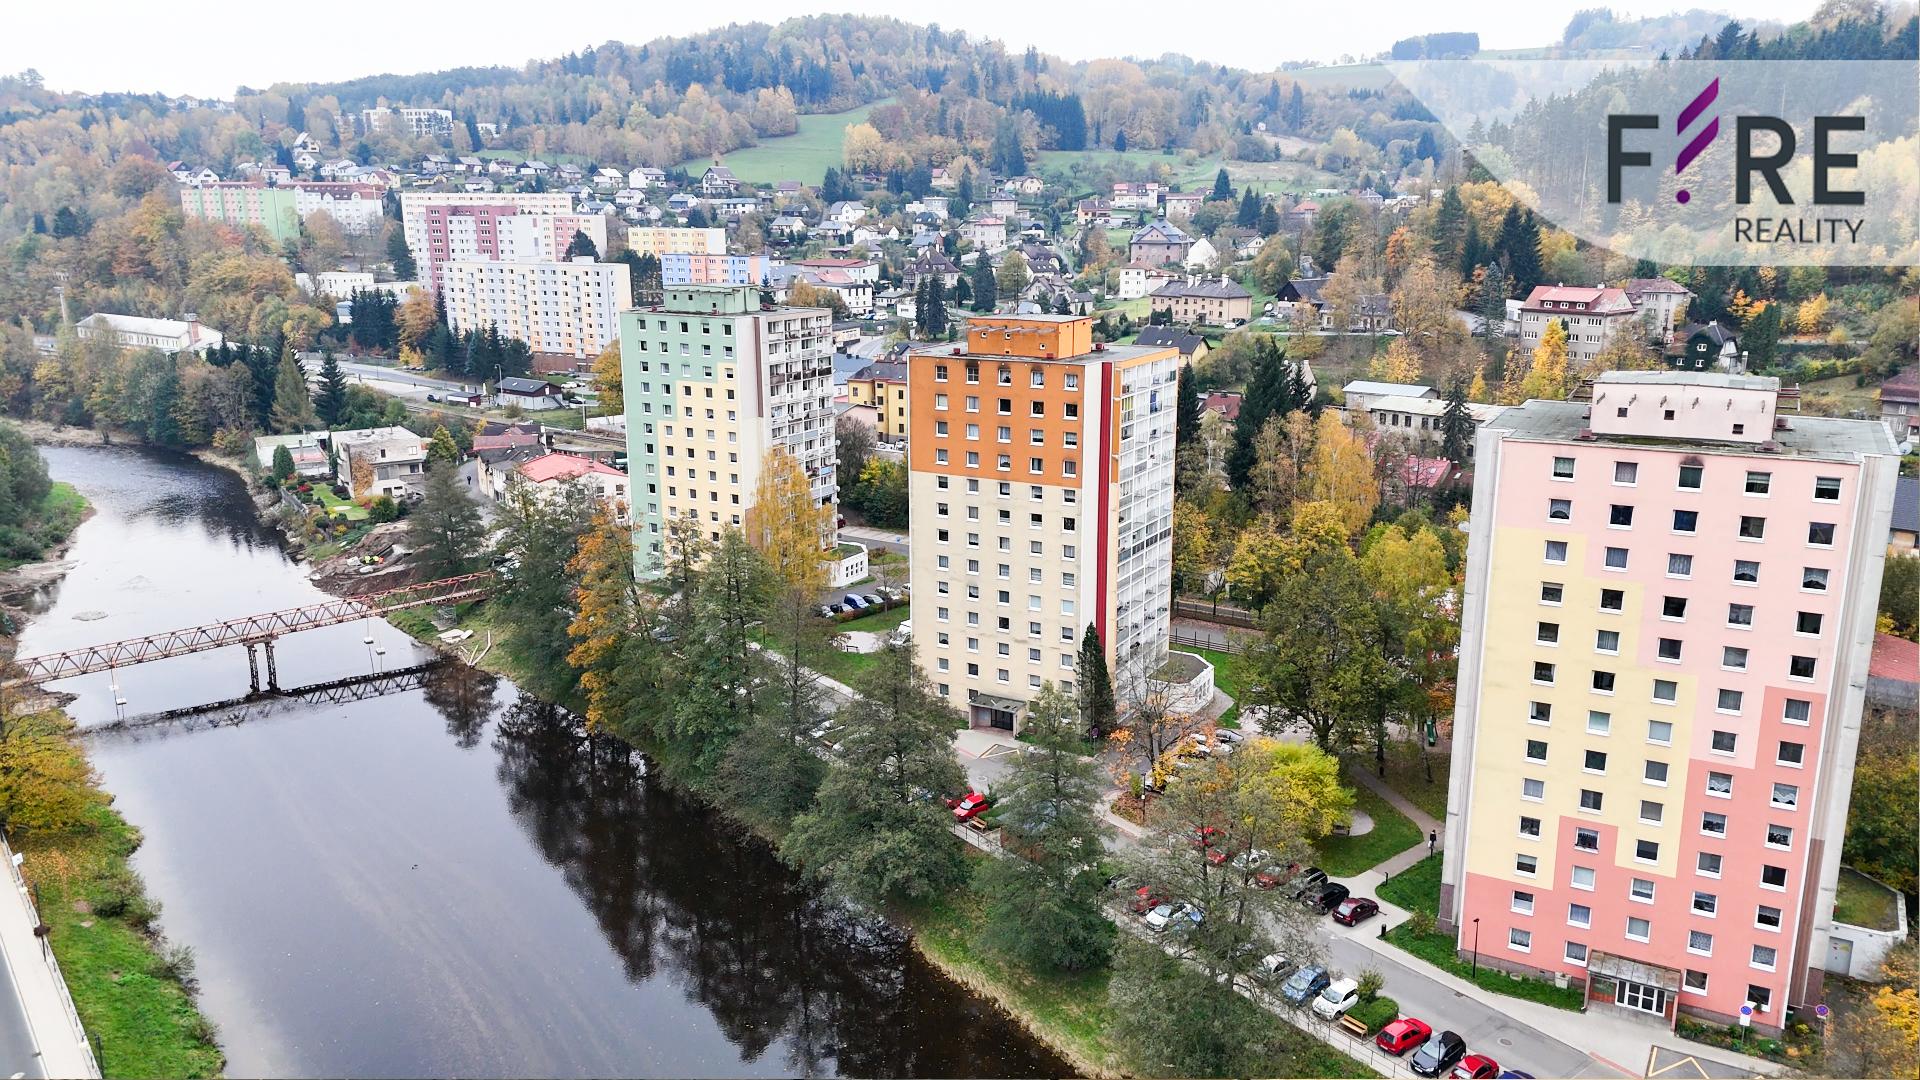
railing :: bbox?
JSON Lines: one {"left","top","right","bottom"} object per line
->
{"left": 1170, "top": 629, "right": 1246, "bottom": 655}
{"left": 0, "top": 832, "right": 101, "bottom": 1078}
{"left": 1173, "top": 597, "right": 1259, "bottom": 628}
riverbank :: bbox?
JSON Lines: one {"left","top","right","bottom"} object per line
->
{"left": 0, "top": 474, "right": 226, "bottom": 1078}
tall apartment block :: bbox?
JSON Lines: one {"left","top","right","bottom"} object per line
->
{"left": 439, "top": 257, "right": 630, "bottom": 360}
{"left": 625, "top": 227, "right": 729, "bottom": 258}
{"left": 905, "top": 315, "right": 1178, "bottom": 732}
{"left": 617, "top": 285, "right": 837, "bottom": 574}
{"left": 1440, "top": 371, "right": 1899, "bottom": 1033}
{"left": 397, "top": 192, "right": 585, "bottom": 291}
{"left": 178, "top": 181, "right": 301, "bottom": 245}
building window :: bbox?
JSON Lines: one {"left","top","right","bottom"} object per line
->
{"left": 1566, "top": 941, "right": 1589, "bottom": 966}
{"left": 1552, "top": 457, "right": 1576, "bottom": 479}
{"left": 1545, "top": 540, "right": 1569, "bottom": 563}
{"left": 1587, "top": 710, "right": 1611, "bottom": 735}
{"left": 1635, "top": 839, "right": 1659, "bottom": 862}
{"left": 1596, "top": 629, "right": 1621, "bottom": 653}
{"left": 1657, "top": 638, "right": 1682, "bottom": 661}
{"left": 1809, "top": 522, "right": 1836, "bottom": 546}
{"left": 1728, "top": 603, "right": 1754, "bottom": 627}
{"left": 1512, "top": 890, "right": 1535, "bottom": 915}
{"left": 1639, "top": 799, "right": 1664, "bottom": 824}
{"left": 1533, "top": 662, "right": 1556, "bottom": 684}
{"left": 1605, "top": 546, "right": 1629, "bottom": 569}
{"left": 1580, "top": 789, "right": 1605, "bottom": 812}
{"left": 1529, "top": 701, "right": 1552, "bottom": 725}
{"left": 1796, "top": 611, "right": 1823, "bottom": 635}
{"left": 1723, "top": 646, "right": 1749, "bottom": 670}
{"left": 1653, "top": 680, "right": 1677, "bottom": 703}
{"left": 1698, "top": 852, "right": 1723, "bottom": 877}
{"left": 1646, "top": 759, "right": 1671, "bottom": 785}
{"left": 1537, "top": 622, "right": 1561, "bottom": 644}
{"left": 1744, "top": 471, "right": 1772, "bottom": 495}
{"left": 1814, "top": 476, "right": 1842, "bottom": 500}
{"left": 1702, "top": 811, "right": 1728, "bottom": 835}
{"left": 1601, "top": 589, "right": 1625, "bottom": 612}
{"left": 1647, "top": 720, "right": 1673, "bottom": 745}
{"left": 1688, "top": 930, "right": 1714, "bottom": 955}
{"left": 1516, "top": 854, "right": 1538, "bottom": 876}
{"left": 1734, "top": 559, "right": 1760, "bottom": 583}
{"left": 1756, "top": 905, "right": 1782, "bottom": 930}
{"left": 1627, "top": 917, "right": 1651, "bottom": 942}
{"left": 1522, "top": 778, "right": 1545, "bottom": 801}
{"left": 1765, "top": 823, "right": 1793, "bottom": 849}
{"left": 1707, "top": 771, "right": 1733, "bottom": 796}
{"left": 1525, "top": 740, "right": 1548, "bottom": 763}
{"left": 1739, "top": 516, "right": 1766, "bottom": 540}
{"left": 1693, "top": 891, "right": 1718, "bottom": 916}
{"left": 1663, "top": 596, "right": 1688, "bottom": 619}
{"left": 1614, "top": 461, "right": 1639, "bottom": 484}
{"left": 1549, "top": 498, "right": 1572, "bottom": 520}
{"left": 1673, "top": 508, "right": 1699, "bottom": 533}
{"left": 1710, "top": 730, "right": 1737, "bottom": 754}
{"left": 1717, "top": 689, "right": 1743, "bottom": 714}
{"left": 1667, "top": 553, "right": 1694, "bottom": 577}
{"left": 1584, "top": 749, "right": 1608, "bottom": 773}
{"left": 1803, "top": 567, "right": 1829, "bottom": 591}
{"left": 1776, "top": 742, "right": 1804, "bottom": 767}
{"left": 1684, "top": 969, "right": 1708, "bottom": 994}
{"left": 1748, "top": 985, "right": 1773, "bottom": 1013}
{"left": 1678, "top": 464, "right": 1704, "bottom": 489}
{"left": 1609, "top": 505, "right": 1635, "bottom": 527}
{"left": 1783, "top": 698, "right": 1812, "bottom": 724}
{"left": 1574, "top": 827, "right": 1600, "bottom": 851}
{"left": 1789, "top": 655, "right": 1816, "bottom": 680}
{"left": 1519, "top": 816, "right": 1542, "bottom": 838}
{"left": 1541, "top": 582, "right": 1565, "bottom": 604}
{"left": 1508, "top": 928, "right": 1532, "bottom": 952}
{"left": 1568, "top": 903, "right": 1592, "bottom": 928}
{"left": 1751, "top": 945, "right": 1777, "bottom": 971}
{"left": 1571, "top": 865, "right": 1596, "bottom": 890}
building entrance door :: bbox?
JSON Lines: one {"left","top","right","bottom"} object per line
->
{"left": 1616, "top": 979, "right": 1669, "bottom": 1016}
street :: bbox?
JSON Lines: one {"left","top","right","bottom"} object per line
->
{"left": 297, "top": 354, "right": 479, "bottom": 398}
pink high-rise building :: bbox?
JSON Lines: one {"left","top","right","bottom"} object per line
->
{"left": 1441, "top": 371, "right": 1899, "bottom": 1034}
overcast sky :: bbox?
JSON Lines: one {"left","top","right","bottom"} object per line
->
{"left": 7, "top": 1, "right": 1826, "bottom": 99}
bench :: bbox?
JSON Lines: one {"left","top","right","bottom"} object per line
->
{"left": 1337, "top": 1015, "right": 1370, "bottom": 1039}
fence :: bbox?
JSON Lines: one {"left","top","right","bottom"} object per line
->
{"left": 1170, "top": 629, "right": 1246, "bottom": 655}
{"left": 0, "top": 833, "right": 101, "bottom": 1078}
{"left": 1174, "top": 598, "right": 1259, "bottom": 628}
{"left": 950, "top": 822, "right": 1003, "bottom": 853}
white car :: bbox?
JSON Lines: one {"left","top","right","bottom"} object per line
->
{"left": 1143, "top": 903, "right": 1180, "bottom": 932}
{"left": 1311, "top": 977, "right": 1361, "bottom": 1020}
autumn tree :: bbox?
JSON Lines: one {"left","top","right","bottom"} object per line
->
{"left": 1836, "top": 941, "right": 1919, "bottom": 1080}
{"left": 396, "top": 287, "right": 439, "bottom": 351}
{"left": 566, "top": 508, "right": 657, "bottom": 733}
{"left": 1245, "top": 548, "right": 1393, "bottom": 754}
{"left": 1305, "top": 410, "right": 1378, "bottom": 534}
{"left": 1843, "top": 703, "right": 1918, "bottom": 895}
{"left": 668, "top": 532, "right": 773, "bottom": 776}
{"left": 493, "top": 475, "right": 598, "bottom": 700}
{"left": 975, "top": 683, "right": 1114, "bottom": 971}
{"left": 0, "top": 689, "right": 99, "bottom": 836}
{"left": 1510, "top": 319, "right": 1569, "bottom": 403}
{"left": 996, "top": 250, "right": 1030, "bottom": 296}
{"left": 426, "top": 425, "right": 460, "bottom": 466}
{"left": 1369, "top": 337, "right": 1425, "bottom": 384}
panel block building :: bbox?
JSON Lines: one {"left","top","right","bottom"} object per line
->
{"left": 617, "top": 285, "right": 837, "bottom": 575}
{"left": 1440, "top": 371, "right": 1899, "bottom": 1033}
{"left": 904, "top": 315, "right": 1178, "bottom": 732}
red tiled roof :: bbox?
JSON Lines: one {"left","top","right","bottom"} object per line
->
{"left": 1521, "top": 285, "right": 1635, "bottom": 314}
{"left": 517, "top": 453, "right": 622, "bottom": 483}
{"left": 1870, "top": 632, "right": 1919, "bottom": 684}
{"left": 1203, "top": 391, "right": 1241, "bottom": 420}
{"left": 1880, "top": 368, "right": 1919, "bottom": 405}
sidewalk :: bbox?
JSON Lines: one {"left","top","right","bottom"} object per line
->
{"left": 0, "top": 837, "right": 99, "bottom": 1078}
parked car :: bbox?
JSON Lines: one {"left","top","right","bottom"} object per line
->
{"left": 842, "top": 594, "right": 867, "bottom": 610}
{"left": 815, "top": 605, "right": 835, "bottom": 618}
{"left": 875, "top": 585, "right": 901, "bottom": 601}
{"left": 1278, "top": 964, "right": 1331, "bottom": 1006}
{"left": 1377, "top": 1017, "right": 1433, "bottom": 1056}
{"left": 1332, "top": 896, "right": 1381, "bottom": 925}
{"left": 1497, "top": 1072, "right": 1535, "bottom": 1079}
{"left": 1310, "top": 977, "right": 1361, "bottom": 1021}
{"left": 1451, "top": 1054, "right": 1500, "bottom": 1080}
{"left": 860, "top": 593, "right": 883, "bottom": 608}
{"left": 1289, "top": 867, "right": 1329, "bottom": 900}
{"left": 1305, "top": 882, "right": 1351, "bottom": 914}
{"left": 951, "top": 791, "right": 990, "bottom": 821}
{"left": 828, "top": 602, "right": 846, "bottom": 615}
{"left": 1188, "top": 826, "right": 1221, "bottom": 849}
{"left": 1256, "top": 953, "right": 1297, "bottom": 985}
{"left": 1410, "top": 1031, "right": 1468, "bottom": 1078}
{"left": 888, "top": 620, "right": 912, "bottom": 644}
{"left": 1143, "top": 902, "right": 1186, "bottom": 932}
{"left": 1129, "top": 886, "right": 1169, "bottom": 915}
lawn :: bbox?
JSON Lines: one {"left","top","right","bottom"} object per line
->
{"left": 18, "top": 718, "right": 224, "bottom": 1078}
{"left": 761, "top": 603, "right": 911, "bottom": 687}
{"left": 1365, "top": 746, "right": 1451, "bottom": 823}
{"left": 1171, "top": 645, "right": 1246, "bottom": 728}
{"left": 1833, "top": 867, "right": 1900, "bottom": 930}
{"left": 310, "top": 483, "right": 369, "bottom": 521}
{"left": 1798, "top": 373, "right": 1883, "bottom": 418}
{"left": 1313, "top": 766, "right": 1422, "bottom": 876}
{"left": 0, "top": 482, "right": 90, "bottom": 571}
{"left": 1376, "top": 854, "right": 1586, "bottom": 1011}
{"left": 679, "top": 101, "right": 885, "bottom": 185}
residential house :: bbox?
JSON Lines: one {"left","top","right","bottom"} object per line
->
{"left": 700, "top": 165, "right": 741, "bottom": 197}
{"left": 1341, "top": 380, "right": 1436, "bottom": 416}
{"left": 513, "top": 452, "right": 631, "bottom": 522}
{"left": 1134, "top": 326, "right": 1210, "bottom": 366}
{"left": 963, "top": 217, "right": 1009, "bottom": 251}
{"left": 903, "top": 250, "right": 962, "bottom": 291}
{"left": 1074, "top": 198, "right": 1115, "bottom": 228}
{"left": 1183, "top": 236, "right": 1220, "bottom": 271}
{"left": 332, "top": 426, "right": 428, "bottom": 499}
{"left": 253, "top": 431, "right": 332, "bottom": 478}
{"left": 1116, "top": 264, "right": 1150, "bottom": 300}
{"left": 1128, "top": 219, "right": 1192, "bottom": 268}
{"left": 628, "top": 166, "right": 667, "bottom": 189}
{"left": 1006, "top": 176, "right": 1045, "bottom": 196}
{"left": 1149, "top": 277, "right": 1252, "bottom": 326}
{"left": 1202, "top": 391, "right": 1242, "bottom": 421}
{"left": 845, "top": 359, "right": 909, "bottom": 440}
{"left": 1112, "top": 181, "right": 1164, "bottom": 210}
{"left": 1669, "top": 322, "right": 1743, "bottom": 372}
{"left": 1161, "top": 190, "right": 1204, "bottom": 219}
{"left": 494, "top": 377, "right": 567, "bottom": 411}
{"left": 1365, "top": 395, "right": 1505, "bottom": 455}
{"left": 1877, "top": 368, "right": 1918, "bottom": 439}
{"left": 1622, "top": 276, "right": 1695, "bottom": 338}
{"left": 1891, "top": 475, "right": 1918, "bottom": 552}
{"left": 987, "top": 195, "right": 1019, "bottom": 218}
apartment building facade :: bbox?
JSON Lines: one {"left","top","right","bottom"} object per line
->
{"left": 361, "top": 107, "right": 454, "bottom": 138}
{"left": 1440, "top": 371, "right": 1900, "bottom": 1035}
{"left": 905, "top": 315, "right": 1178, "bottom": 732}
{"left": 617, "top": 285, "right": 837, "bottom": 575}
{"left": 178, "top": 181, "right": 301, "bottom": 244}
{"left": 626, "top": 227, "right": 728, "bottom": 258}
{"left": 661, "top": 252, "right": 773, "bottom": 287}
{"left": 1518, "top": 285, "right": 1641, "bottom": 367}
{"left": 845, "top": 360, "right": 909, "bottom": 441}
{"left": 440, "top": 257, "right": 630, "bottom": 360}
{"left": 397, "top": 192, "right": 580, "bottom": 290}
{"left": 287, "top": 181, "right": 387, "bottom": 235}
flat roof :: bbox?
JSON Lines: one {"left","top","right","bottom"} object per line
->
{"left": 906, "top": 341, "right": 1174, "bottom": 365}
{"left": 1594, "top": 370, "right": 1778, "bottom": 391}
{"left": 1489, "top": 399, "right": 1897, "bottom": 461}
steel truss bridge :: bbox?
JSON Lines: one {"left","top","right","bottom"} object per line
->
{"left": 5, "top": 572, "right": 494, "bottom": 691}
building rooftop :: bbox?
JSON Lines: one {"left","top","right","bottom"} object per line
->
{"left": 1488, "top": 398, "right": 1898, "bottom": 460}
{"left": 1343, "top": 380, "right": 1436, "bottom": 399}
{"left": 518, "top": 453, "right": 623, "bottom": 483}
{"left": 1893, "top": 475, "right": 1918, "bottom": 535}
{"left": 1594, "top": 370, "right": 1774, "bottom": 391}
{"left": 907, "top": 340, "right": 1171, "bottom": 365}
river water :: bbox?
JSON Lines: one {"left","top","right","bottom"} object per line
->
{"left": 16, "top": 446, "right": 1065, "bottom": 1079}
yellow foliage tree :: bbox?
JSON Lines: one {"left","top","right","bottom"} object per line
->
{"left": 1369, "top": 337, "right": 1424, "bottom": 384}
{"left": 1305, "top": 411, "right": 1377, "bottom": 535}
{"left": 746, "top": 447, "right": 831, "bottom": 597}
{"left": 397, "top": 287, "right": 439, "bottom": 349}
{"left": 0, "top": 703, "right": 100, "bottom": 836}
{"left": 1467, "top": 368, "right": 1489, "bottom": 404}
{"left": 1515, "top": 320, "right": 1570, "bottom": 402}
{"left": 1795, "top": 293, "right": 1831, "bottom": 334}
{"left": 591, "top": 341, "right": 623, "bottom": 412}
{"left": 1234, "top": 739, "right": 1356, "bottom": 841}
{"left": 566, "top": 508, "right": 643, "bottom": 731}
{"left": 841, "top": 122, "right": 886, "bottom": 172}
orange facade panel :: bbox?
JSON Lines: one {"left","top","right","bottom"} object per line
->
{"left": 908, "top": 352, "right": 1085, "bottom": 486}
{"left": 963, "top": 316, "right": 1093, "bottom": 360}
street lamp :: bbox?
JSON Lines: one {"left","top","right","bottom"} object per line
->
{"left": 1470, "top": 917, "right": 1481, "bottom": 979}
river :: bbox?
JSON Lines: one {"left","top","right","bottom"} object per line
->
{"left": 15, "top": 446, "right": 1066, "bottom": 1079}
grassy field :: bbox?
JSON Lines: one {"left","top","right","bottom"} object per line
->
{"left": 758, "top": 603, "right": 911, "bottom": 687}
{"left": 1313, "top": 766, "right": 1422, "bottom": 876}
{"left": 0, "top": 482, "right": 89, "bottom": 571}
{"left": 680, "top": 101, "right": 884, "bottom": 185}
{"left": 1376, "top": 854, "right": 1585, "bottom": 1011}
{"left": 1171, "top": 645, "right": 1247, "bottom": 728}
{"left": 1798, "top": 373, "right": 1882, "bottom": 418}
{"left": 1363, "top": 747, "right": 1451, "bottom": 823}
{"left": 17, "top": 716, "right": 225, "bottom": 1078}
{"left": 310, "top": 484, "right": 369, "bottom": 521}
{"left": 1039, "top": 150, "right": 1341, "bottom": 198}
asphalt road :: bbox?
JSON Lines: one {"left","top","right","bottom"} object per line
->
{"left": 0, "top": 941, "right": 49, "bottom": 1079}
{"left": 297, "top": 354, "right": 477, "bottom": 395}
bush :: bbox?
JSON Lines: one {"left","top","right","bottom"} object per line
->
{"left": 367, "top": 495, "right": 400, "bottom": 524}
{"left": 148, "top": 941, "right": 198, "bottom": 992}
{"left": 1356, "top": 968, "right": 1385, "bottom": 1002}
{"left": 1348, "top": 996, "right": 1399, "bottom": 1035}
{"left": 90, "top": 866, "right": 159, "bottom": 928}
{"left": 331, "top": 483, "right": 349, "bottom": 498}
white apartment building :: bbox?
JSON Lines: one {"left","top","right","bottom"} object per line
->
{"left": 625, "top": 227, "right": 728, "bottom": 258}
{"left": 398, "top": 191, "right": 579, "bottom": 289}
{"left": 618, "top": 285, "right": 838, "bottom": 572}
{"left": 361, "top": 107, "right": 454, "bottom": 138}
{"left": 440, "top": 257, "right": 631, "bottom": 360}
{"left": 1518, "top": 285, "right": 1642, "bottom": 367}
{"left": 905, "top": 315, "right": 1180, "bottom": 732}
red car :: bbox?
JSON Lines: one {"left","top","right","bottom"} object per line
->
{"left": 1332, "top": 896, "right": 1381, "bottom": 925}
{"left": 952, "top": 791, "right": 990, "bottom": 821}
{"left": 1452, "top": 1054, "right": 1500, "bottom": 1079}
{"left": 1130, "top": 886, "right": 1170, "bottom": 915}
{"left": 1188, "top": 826, "right": 1221, "bottom": 848}
{"left": 1377, "top": 1017, "right": 1432, "bottom": 1056}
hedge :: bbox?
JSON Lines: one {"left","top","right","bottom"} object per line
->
{"left": 1348, "top": 996, "right": 1399, "bottom": 1035}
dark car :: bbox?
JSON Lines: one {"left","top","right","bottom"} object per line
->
{"left": 1278, "top": 964, "right": 1331, "bottom": 1006}
{"left": 1305, "top": 881, "right": 1351, "bottom": 914}
{"left": 1332, "top": 896, "right": 1381, "bottom": 925}
{"left": 1410, "top": 1031, "right": 1468, "bottom": 1078}
{"left": 1377, "top": 1017, "right": 1433, "bottom": 1056}
{"left": 1289, "top": 866, "right": 1329, "bottom": 900}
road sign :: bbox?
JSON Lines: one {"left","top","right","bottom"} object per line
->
{"left": 1815, "top": 1003, "right": 1830, "bottom": 1019}
{"left": 1739, "top": 1001, "right": 1754, "bottom": 1026}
